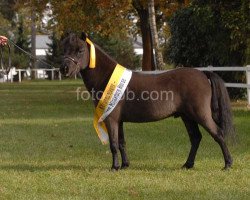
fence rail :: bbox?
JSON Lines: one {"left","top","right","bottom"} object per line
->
{"left": 196, "top": 67, "right": 250, "bottom": 87}
{"left": 196, "top": 66, "right": 250, "bottom": 105}
{"left": 1, "top": 65, "right": 250, "bottom": 105}
{"left": 0, "top": 68, "right": 63, "bottom": 82}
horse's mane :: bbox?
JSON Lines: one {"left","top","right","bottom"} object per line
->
{"left": 93, "top": 43, "right": 117, "bottom": 64}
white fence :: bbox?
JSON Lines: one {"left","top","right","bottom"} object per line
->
{"left": 1, "top": 66, "right": 250, "bottom": 105}
{"left": 196, "top": 66, "right": 250, "bottom": 105}
{"left": 0, "top": 68, "right": 72, "bottom": 82}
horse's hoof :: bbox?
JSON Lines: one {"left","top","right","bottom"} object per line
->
{"left": 110, "top": 166, "right": 120, "bottom": 172}
{"left": 222, "top": 164, "right": 232, "bottom": 171}
{"left": 222, "top": 160, "right": 233, "bottom": 170}
{"left": 222, "top": 167, "right": 230, "bottom": 171}
{"left": 121, "top": 163, "right": 130, "bottom": 170}
{"left": 181, "top": 163, "right": 194, "bottom": 169}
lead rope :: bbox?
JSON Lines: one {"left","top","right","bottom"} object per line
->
{"left": 8, "top": 40, "right": 54, "bottom": 68}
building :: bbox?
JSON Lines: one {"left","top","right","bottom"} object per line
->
{"left": 133, "top": 36, "right": 143, "bottom": 55}
{"left": 35, "top": 35, "right": 51, "bottom": 68}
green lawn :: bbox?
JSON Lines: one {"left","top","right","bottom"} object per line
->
{"left": 0, "top": 80, "right": 249, "bottom": 199}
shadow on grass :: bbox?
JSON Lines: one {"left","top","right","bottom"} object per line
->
{"left": 0, "top": 163, "right": 100, "bottom": 172}
{"left": 0, "top": 163, "right": 186, "bottom": 173}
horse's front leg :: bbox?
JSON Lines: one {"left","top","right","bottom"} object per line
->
{"left": 105, "top": 118, "right": 120, "bottom": 171}
{"left": 119, "top": 122, "right": 129, "bottom": 169}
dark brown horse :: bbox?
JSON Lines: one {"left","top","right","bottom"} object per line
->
{"left": 61, "top": 32, "right": 235, "bottom": 171}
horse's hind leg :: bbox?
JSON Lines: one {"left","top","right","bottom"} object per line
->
{"left": 181, "top": 116, "right": 202, "bottom": 169}
{"left": 200, "top": 117, "right": 233, "bottom": 170}
{"left": 118, "top": 122, "right": 129, "bottom": 169}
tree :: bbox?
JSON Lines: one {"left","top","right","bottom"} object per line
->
{"left": 167, "top": 1, "right": 248, "bottom": 67}
{"left": 10, "top": 17, "right": 31, "bottom": 69}
{"left": 132, "top": 0, "right": 155, "bottom": 71}
{"left": 34, "top": 0, "right": 188, "bottom": 71}
{"left": 167, "top": 1, "right": 249, "bottom": 98}
{"left": 15, "top": 0, "right": 49, "bottom": 69}
{"left": 30, "top": 5, "right": 36, "bottom": 69}
{"left": 49, "top": 0, "right": 131, "bottom": 37}
{"left": 0, "top": 0, "right": 16, "bottom": 24}
{"left": 148, "top": 0, "right": 164, "bottom": 70}
{"left": 91, "top": 33, "right": 140, "bottom": 69}
{"left": 48, "top": 0, "right": 142, "bottom": 70}
{"left": 3, "top": 17, "right": 31, "bottom": 70}
{"left": 0, "top": 13, "right": 11, "bottom": 35}
{"left": 46, "top": 31, "right": 62, "bottom": 69}
{"left": 15, "top": 16, "right": 30, "bottom": 54}
{"left": 132, "top": 0, "right": 189, "bottom": 70}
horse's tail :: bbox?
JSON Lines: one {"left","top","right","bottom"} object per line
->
{"left": 204, "top": 71, "right": 235, "bottom": 141}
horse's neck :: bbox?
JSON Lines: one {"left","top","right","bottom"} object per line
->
{"left": 80, "top": 45, "right": 117, "bottom": 95}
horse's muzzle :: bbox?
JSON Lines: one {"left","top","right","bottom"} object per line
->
{"left": 60, "top": 64, "right": 69, "bottom": 76}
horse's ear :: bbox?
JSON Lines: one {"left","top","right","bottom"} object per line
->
{"left": 81, "top": 32, "right": 87, "bottom": 41}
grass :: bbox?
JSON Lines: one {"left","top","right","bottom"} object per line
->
{"left": 0, "top": 80, "right": 249, "bottom": 199}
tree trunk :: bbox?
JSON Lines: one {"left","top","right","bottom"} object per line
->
{"left": 132, "top": 0, "right": 155, "bottom": 71}
{"left": 148, "top": 0, "right": 164, "bottom": 70}
{"left": 31, "top": 5, "right": 36, "bottom": 70}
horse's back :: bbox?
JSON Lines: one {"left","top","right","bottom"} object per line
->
{"left": 130, "top": 68, "right": 210, "bottom": 95}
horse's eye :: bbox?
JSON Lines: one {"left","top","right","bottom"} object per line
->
{"left": 79, "top": 49, "right": 85, "bottom": 54}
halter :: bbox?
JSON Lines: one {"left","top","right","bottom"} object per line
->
{"left": 63, "top": 55, "right": 78, "bottom": 65}
{"left": 0, "top": 43, "right": 11, "bottom": 75}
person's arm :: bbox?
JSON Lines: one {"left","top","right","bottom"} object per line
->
{"left": 0, "top": 36, "right": 8, "bottom": 46}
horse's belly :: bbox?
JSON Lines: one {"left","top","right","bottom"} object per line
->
{"left": 122, "top": 100, "right": 177, "bottom": 122}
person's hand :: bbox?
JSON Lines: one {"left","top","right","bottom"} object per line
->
{"left": 0, "top": 36, "right": 8, "bottom": 46}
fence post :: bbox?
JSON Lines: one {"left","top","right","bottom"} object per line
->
{"left": 247, "top": 65, "right": 250, "bottom": 107}
{"left": 18, "top": 69, "right": 21, "bottom": 82}
{"left": 51, "top": 69, "right": 54, "bottom": 80}
{"left": 59, "top": 71, "right": 62, "bottom": 81}
{"left": 10, "top": 69, "right": 13, "bottom": 83}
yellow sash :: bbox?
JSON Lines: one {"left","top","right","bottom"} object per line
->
{"left": 93, "top": 64, "right": 132, "bottom": 144}
{"left": 85, "top": 38, "right": 132, "bottom": 144}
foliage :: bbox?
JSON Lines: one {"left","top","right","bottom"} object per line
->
{"left": 15, "top": 16, "right": 30, "bottom": 54}
{"left": 14, "top": 0, "right": 48, "bottom": 14}
{"left": 0, "top": 13, "right": 11, "bottom": 35}
{"left": 44, "top": 0, "right": 141, "bottom": 69}
{"left": 12, "top": 0, "right": 190, "bottom": 71}
{"left": 49, "top": 0, "right": 132, "bottom": 38}
{"left": 11, "top": 52, "right": 30, "bottom": 69}
{"left": 46, "top": 32, "right": 62, "bottom": 69}
{"left": 0, "top": 13, "right": 30, "bottom": 69}
{"left": 166, "top": 1, "right": 249, "bottom": 99}
{"left": 168, "top": 6, "right": 223, "bottom": 66}
{"left": 167, "top": 1, "right": 249, "bottom": 67}
{"left": 1, "top": 48, "right": 30, "bottom": 70}
{"left": 0, "top": 0, "right": 16, "bottom": 22}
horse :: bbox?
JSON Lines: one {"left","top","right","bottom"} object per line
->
{"left": 61, "top": 32, "right": 235, "bottom": 171}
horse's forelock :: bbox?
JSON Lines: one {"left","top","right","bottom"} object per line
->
{"left": 69, "top": 34, "right": 79, "bottom": 46}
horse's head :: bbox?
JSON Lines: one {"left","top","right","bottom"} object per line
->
{"left": 61, "top": 32, "right": 90, "bottom": 77}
